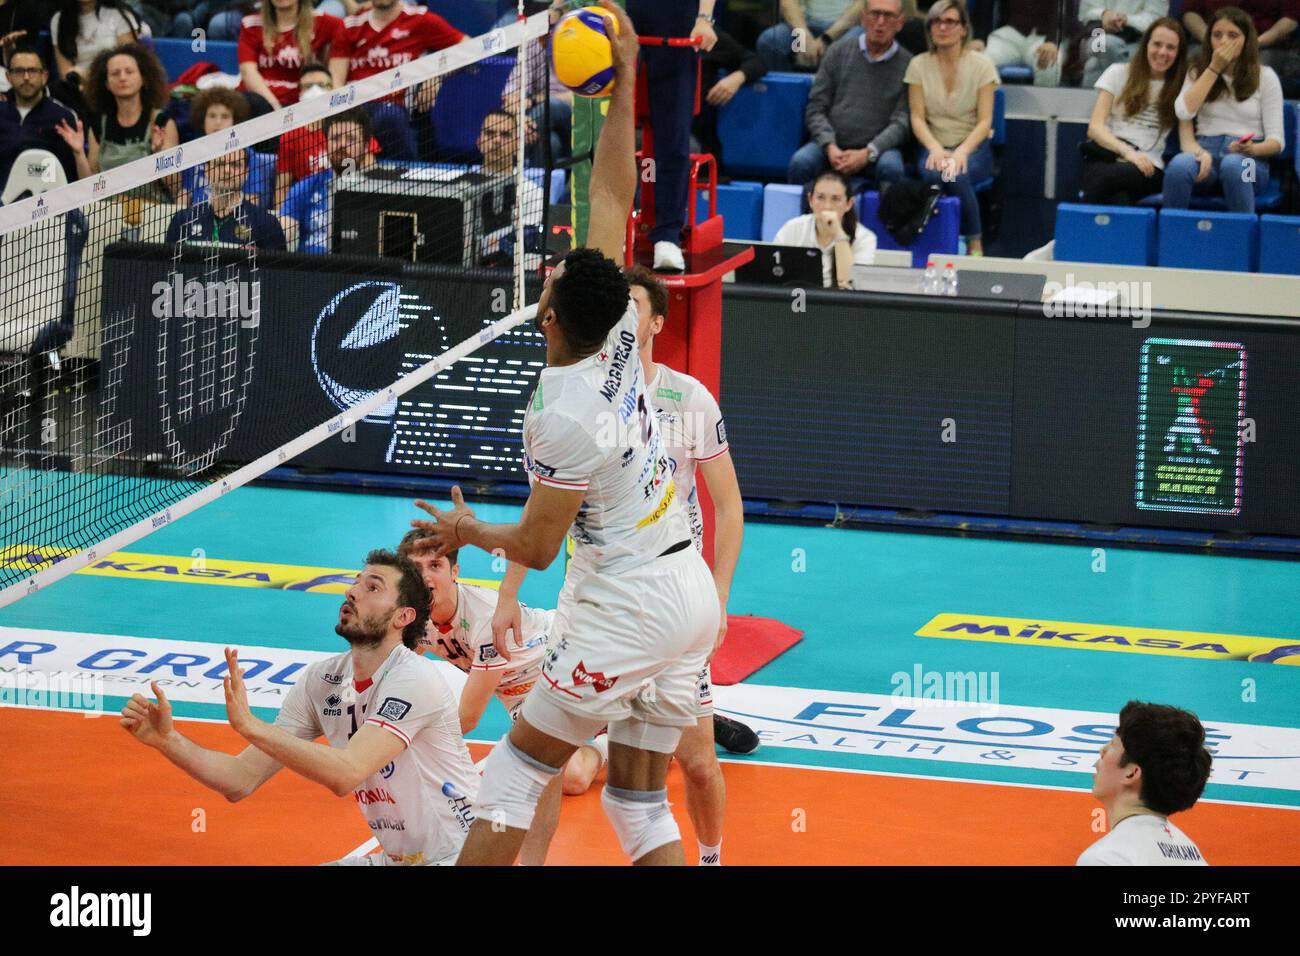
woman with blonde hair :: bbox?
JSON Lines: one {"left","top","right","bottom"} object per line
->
{"left": 237, "top": 0, "right": 344, "bottom": 111}
{"left": 1163, "top": 5, "right": 1285, "bottom": 213}
{"left": 903, "top": 0, "right": 999, "bottom": 255}
{"left": 1081, "top": 17, "right": 1189, "bottom": 204}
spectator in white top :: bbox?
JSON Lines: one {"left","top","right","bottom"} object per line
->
{"left": 1081, "top": 17, "right": 1188, "bottom": 203}
{"left": 52, "top": 0, "right": 146, "bottom": 91}
{"left": 1162, "top": 5, "right": 1285, "bottom": 212}
{"left": 773, "top": 170, "right": 877, "bottom": 288}
{"left": 1077, "top": 700, "right": 1211, "bottom": 866}
{"left": 1080, "top": 0, "right": 1170, "bottom": 87}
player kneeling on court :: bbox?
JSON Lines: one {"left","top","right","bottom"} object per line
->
{"left": 1077, "top": 700, "right": 1212, "bottom": 866}
{"left": 119, "top": 550, "right": 480, "bottom": 865}
{"left": 398, "top": 529, "right": 567, "bottom": 866}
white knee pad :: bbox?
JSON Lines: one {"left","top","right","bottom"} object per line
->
{"left": 608, "top": 716, "right": 683, "bottom": 754}
{"left": 476, "top": 736, "right": 561, "bottom": 832}
{"left": 600, "top": 785, "right": 680, "bottom": 861}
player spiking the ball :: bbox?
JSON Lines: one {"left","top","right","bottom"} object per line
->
{"left": 410, "top": 0, "right": 720, "bottom": 866}
{"left": 120, "top": 551, "right": 480, "bottom": 865}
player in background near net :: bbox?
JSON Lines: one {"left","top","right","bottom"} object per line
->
{"left": 1077, "top": 700, "right": 1212, "bottom": 866}
{"left": 410, "top": 0, "right": 719, "bottom": 867}
{"left": 549, "top": 265, "right": 753, "bottom": 866}
{"left": 397, "top": 529, "right": 566, "bottom": 866}
{"left": 119, "top": 551, "right": 480, "bottom": 866}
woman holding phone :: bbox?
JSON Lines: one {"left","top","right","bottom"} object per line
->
{"left": 1162, "top": 5, "right": 1284, "bottom": 213}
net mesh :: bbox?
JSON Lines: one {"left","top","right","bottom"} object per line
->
{"left": 0, "top": 11, "right": 554, "bottom": 604}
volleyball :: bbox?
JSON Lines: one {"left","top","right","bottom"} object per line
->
{"left": 551, "top": 6, "right": 619, "bottom": 98}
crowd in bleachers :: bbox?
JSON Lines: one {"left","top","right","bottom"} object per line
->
{"left": 0, "top": 1, "right": 1297, "bottom": 274}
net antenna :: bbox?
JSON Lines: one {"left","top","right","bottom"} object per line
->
{"left": 0, "top": 11, "right": 551, "bottom": 608}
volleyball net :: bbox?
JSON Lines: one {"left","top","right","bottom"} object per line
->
{"left": 0, "top": 11, "right": 555, "bottom": 606}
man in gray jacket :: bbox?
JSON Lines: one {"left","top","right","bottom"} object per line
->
{"left": 788, "top": 0, "right": 911, "bottom": 191}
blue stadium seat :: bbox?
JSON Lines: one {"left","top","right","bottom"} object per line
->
{"left": 761, "top": 183, "right": 804, "bottom": 241}
{"left": 1054, "top": 203, "right": 1156, "bottom": 265}
{"left": 858, "top": 191, "right": 961, "bottom": 266}
{"left": 434, "top": 0, "right": 500, "bottom": 36}
{"left": 146, "top": 37, "right": 240, "bottom": 78}
{"left": 1157, "top": 209, "right": 1258, "bottom": 271}
{"left": 717, "top": 72, "right": 812, "bottom": 179}
{"left": 973, "top": 86, "right": 1005, "bottom": 193}
{"left": 997, "top": 65, "right": 1033, "bottom": 84}
{"left": 430, "top": 55, "right": 516, "bottom": 162}
{"left": 695, "top": 180, "right": 764, "bottom": 240}
{"left": 1258, "top": 214, "right": 1300, "bottom": 274}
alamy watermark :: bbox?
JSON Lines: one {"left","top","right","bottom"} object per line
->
{"left": 890, "top": 664, "right": 1000, "bottom": 714}
{"left": 0, "top": 670, "right": 104, "bottom": 715}
{"left": 151, "top": 274, "right": 260, "bottom": 327}
{"left": 1042, "top": 273, "right": 1153, "bottom": 328}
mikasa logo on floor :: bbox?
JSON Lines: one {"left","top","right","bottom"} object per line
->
{"left": 49, "top": 886, "right": 150, "bottom": 936}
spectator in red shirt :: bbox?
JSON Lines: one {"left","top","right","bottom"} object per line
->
{"left": 238, "top": 0, "right": 345, "bottom": 113}
{"left": 1183, "top": 0, "right": 1299, "bottom": 91}
{"left": 328, "top": 0, "right": 466, "bottom": 161}
{"left": 276, "top": 61, "right": 332, "bottom": 206}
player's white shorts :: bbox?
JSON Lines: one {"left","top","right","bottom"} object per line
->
{"left": 691, "top": 661, "right": 714, "bottom": 720}
{"left": 529, "top": 543, "right": 718, "bottom": 730}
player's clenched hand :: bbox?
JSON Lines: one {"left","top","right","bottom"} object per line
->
{"left": 410, "top": 486, "right": 477, "bottom": 556}
{"left": 491, "top": 595, "right": 523, "bottom": 662}
{"left": 120, "top": 681, "right": 174, "bottom": 748}
{"left": 598, "top": 0, "right": 638, "bottom": 77}
{"left": 223, "top": 648, "right": 260, "bottom": 738}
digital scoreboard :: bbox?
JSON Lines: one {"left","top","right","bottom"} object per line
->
{"left": 1135, "top": 339, "right": 1247, "bottom": 516}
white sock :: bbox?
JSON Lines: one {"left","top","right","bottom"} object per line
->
{"left": 698, "top": 842, "right": 721, "bottom": 866}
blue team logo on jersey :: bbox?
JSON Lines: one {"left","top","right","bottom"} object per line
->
{"left": 380, "top": 762, "right": 396, "bottom": 779}
{"left": 376, "top": 697, "right": 411, "bottom": 722}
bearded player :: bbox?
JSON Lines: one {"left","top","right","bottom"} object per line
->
{"left": 410, "top": 0, "right": 719, "bottom": 867}
{"left": 119, "top": 551, "right": 480, "bottom": 865}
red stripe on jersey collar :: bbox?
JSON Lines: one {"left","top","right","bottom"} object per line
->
{"left": 353, "top": 677, "right": 374, "bottom": 692}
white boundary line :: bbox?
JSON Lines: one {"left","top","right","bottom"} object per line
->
{"left": 0, "top": 12, "right": 550, "bottom": 237}
{"left": 0, "top": 302, "right": 536, "bottom": 608}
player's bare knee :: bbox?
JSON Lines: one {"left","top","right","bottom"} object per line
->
{"left": 561, "top": 750, "right": 597, "bottom": 795}
{"left": 677, "top": 745, "right": 719, "bottom": 785}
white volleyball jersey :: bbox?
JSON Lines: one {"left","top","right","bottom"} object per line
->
{"left": 275, "top": 643, "right": 479, "bottom": 865}
{"left": 648, "top": 363, "right": 729, "bottom": 551}
{"left": 418, "top": 582, "right": 552, "bottom": 707}
{"left": 1076, "top": 814, "right": 1208, "bottom": 866}
{"left": 522, "top": 296, "right": 691, "bottom": 576}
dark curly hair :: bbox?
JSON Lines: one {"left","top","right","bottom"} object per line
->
{"left": 396, "top": 527, "right": 458, "bottom": 573}
{"left": 364, "top": 549, "right": 430, "bottom": 650}
{"left": 1116, "top": 701, "right": 1213, "bottom": 815}
{"left": 86, "top": 43, "right": 171, "bottom": 117}
{"left": 550, "top": 248, "right": 631, "bottom": 354}
{"left": 189, "top": 87, "right": 250, "bottom": 133}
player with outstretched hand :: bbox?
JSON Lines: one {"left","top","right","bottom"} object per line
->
{"left": 409, "top": 0, "right": 720, "bottom": 867}
{"left": 119, "top": 550, "right": 480, "bottom": 866}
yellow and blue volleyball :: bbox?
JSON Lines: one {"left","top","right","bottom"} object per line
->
{"left": 551, "top": 6, "right": 619, "bottom": 98}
